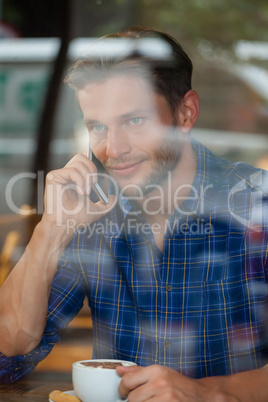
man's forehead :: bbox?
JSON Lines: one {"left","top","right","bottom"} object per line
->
{"left": 79, "top": 73, "right": 154, "bottom": 95}
{"left": 77, "top": 74, "right": 159, "bottom": 118}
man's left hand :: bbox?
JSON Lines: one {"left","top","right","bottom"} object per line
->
{"left": 117, "top": 364, "right": 238, "bottom": 401}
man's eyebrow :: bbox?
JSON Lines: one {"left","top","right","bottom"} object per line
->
{"left": 83, "top": 118, "right": 102, "bottom": 126}
{"left": 120, "top": 108, "right": 153, "bottom": 120}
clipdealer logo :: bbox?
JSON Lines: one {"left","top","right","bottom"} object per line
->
{"left": 228, "top": 170, "right": 267, "bottom": 230}
{"left": 4, "top": 170, "right": 213, "bottom": 220}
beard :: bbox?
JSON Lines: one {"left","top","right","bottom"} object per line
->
{"left": 141, "top": 142, "right": 182, "bottom": 195}
{"left": 119, "top": 130, "right": 184, "bottom": 198}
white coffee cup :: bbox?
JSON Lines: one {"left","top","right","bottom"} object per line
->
{"left": 72, "top": 359, "right": 137, "bottom": 402}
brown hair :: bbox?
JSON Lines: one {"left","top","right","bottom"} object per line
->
{"left": 64, "top": 26, "right": 193, "bottom": 114}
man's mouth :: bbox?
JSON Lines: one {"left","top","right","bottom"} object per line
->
{"left": 109, "top": 160, "right": 144, "bottom": 176}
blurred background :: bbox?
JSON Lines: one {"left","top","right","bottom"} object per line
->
{"left": 0, "top": 0, "right": 268, "bottom": 374}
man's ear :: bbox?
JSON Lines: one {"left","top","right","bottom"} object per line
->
{"left": 177, "top": 90, "right": 199, "bottom": 133}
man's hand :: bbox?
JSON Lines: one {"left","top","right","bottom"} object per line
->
{"left": 117, "top": 365, "right": 218, "bottom": 402}
{"left": 43, "top": 153, "right": 116, "bottom": 230}
{"left": 117, "top": 364, "right": 263, "bottom": 402}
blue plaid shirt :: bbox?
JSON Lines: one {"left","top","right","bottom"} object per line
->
{"left": 1, "top": 138, "right": 268, "bottom": 383}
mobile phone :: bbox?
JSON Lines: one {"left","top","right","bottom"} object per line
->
{"left": 87, "top": 140, "right": 109, "bottom": 204}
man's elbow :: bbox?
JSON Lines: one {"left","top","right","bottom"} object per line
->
{"left": 0, "top": 329, "right": 40, "bottom": 357}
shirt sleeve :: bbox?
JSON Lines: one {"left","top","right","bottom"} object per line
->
{"left": 0, "top": 252, "right": 86, "bottom": 384}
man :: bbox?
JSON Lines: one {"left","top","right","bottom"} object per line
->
{"left": 0, "top": 26, "right": 268, "bottom": 401}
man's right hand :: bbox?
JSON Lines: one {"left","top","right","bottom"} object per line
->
{"left": 43, "top": 153, "right": 116, "bottom": 232}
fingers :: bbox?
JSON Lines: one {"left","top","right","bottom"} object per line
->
{"left": 118, "top": 366, "right": 147, "bottom": 399}
{"left": 46, "top": 153, "right": 99, "bottom": 197}
{"left": 116, "top": 365, "right": 141, "bottom": 377}
{"left": 88, "top": 194, "right": 117, "bottom": 215}
{"left": 118, "top": 365, "right": 181, "bottom": 402}
{"left": 64, "top": 153, "right": 98, "bottom": 196}
{"left": 65, "top": 153, "right": 98, "bottom": 178}
{"left": 65, "top": 152, "right": 97, "bottom": 173}
{"left": 44, "top": 153, "right": 115, "bottom": 227}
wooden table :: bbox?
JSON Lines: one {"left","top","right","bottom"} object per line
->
{"left": 0, "top": 371, "right": 73, "bottom": 401}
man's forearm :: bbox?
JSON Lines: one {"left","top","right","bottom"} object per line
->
{"left": 200, "top": 365, "right": 268, "bottom": 402}
{"left": 0, "top": 219, "right": 72, "bottom": 356}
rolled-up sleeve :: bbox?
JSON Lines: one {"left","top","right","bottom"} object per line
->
{"left": 0, "top": 253, "right": 86, "bottom": 383}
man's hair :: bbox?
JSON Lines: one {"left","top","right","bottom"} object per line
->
{"left": 64, "top": 26, "right": 193, "bottom": 114}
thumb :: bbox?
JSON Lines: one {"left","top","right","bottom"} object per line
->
{"left": 87, "top": 194, "right": 117, "bottom": 217}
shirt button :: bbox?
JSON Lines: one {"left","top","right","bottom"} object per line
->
{"left": 164, "top": 341, "right": 172, "bottom": 349}
{"left": 166, "top": 284, "right": 173, "bottom": 292}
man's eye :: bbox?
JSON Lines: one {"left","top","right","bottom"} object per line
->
{"left": 130, "top": 117, "right": 143, "bottom": 125}
{"left": 92, "top": 125, "right": 106, "bottom": 132}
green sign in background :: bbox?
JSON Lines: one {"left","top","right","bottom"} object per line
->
{"left": 0, "top": 66, "right": 49, "bottom": 135}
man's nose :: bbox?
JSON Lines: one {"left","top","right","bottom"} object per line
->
{"left": 105, "top": 128, "right": 131, "bottom": 159}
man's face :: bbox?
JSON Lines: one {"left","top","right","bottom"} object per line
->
{"left": 78, "top": 73, "right": 184, "bottom": 197}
